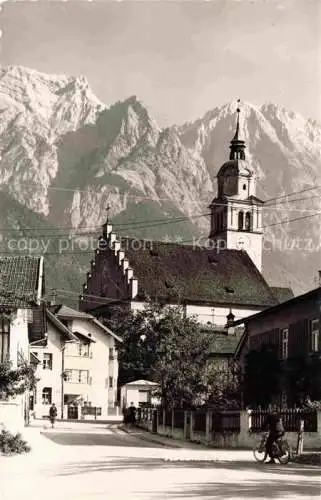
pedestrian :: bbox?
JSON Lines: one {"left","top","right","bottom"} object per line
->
{"left": 49, "top": 402, "right": 57, "bottom": 428}
{"left": 262, "top": 410, "right": 285, "bottom": 464}
{"left": 127, "top": 402, "right": 136, "bottom": 426}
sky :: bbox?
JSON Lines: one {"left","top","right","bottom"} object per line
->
{"left": 0, "top": 0, "right": 320, "bottom": 126}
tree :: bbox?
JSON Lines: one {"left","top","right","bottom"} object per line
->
{"left": 243, "top": 344, "right": 283, "bottom": 408}
{"left": 105, "top": 302, "right": 212, "bottom": 409}
{"left": 205, "top": 359, "right": 242, "bottom": 409}
{"left": 0, "top": 359, "right": 37, "bottom": 399}
{"left": 285, "top": 355, "right": 321, "bottom": 405}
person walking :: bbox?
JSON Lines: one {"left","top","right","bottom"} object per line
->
{"left": 49, "top": 402, "right": 57, "bottom": 428}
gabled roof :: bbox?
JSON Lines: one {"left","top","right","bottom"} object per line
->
{"left": 51, "top": 303, "right": 122, "bottom": 343}
{"left": 46, "top": 309, "right": 79, "bottom": 342}
{"left": 0, "top": 256, "right": 43, "bottom": 308}
{"left": 121, "top": 240, "right": 278, "bottom": 308}
{"left": 91, "top": 317, "right": 123, "bottom": 343}
{"left": 233, "top": 286, "right": 320, "bottom": 327}
{"left": 125, "top": 380, "right": 158, "bottom": 387}
{"left": 52, "top": 304, "right": 94, "bottom": 320}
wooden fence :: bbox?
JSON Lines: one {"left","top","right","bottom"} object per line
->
{"left": 136, "top": 407, "right": 318, "bottom": 433}
{"left": 250, "top": 408, "right": 318, "bottom": 432}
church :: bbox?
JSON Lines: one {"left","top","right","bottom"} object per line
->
{"left": 79, "top": 107, "right": 293, "bottom": 326}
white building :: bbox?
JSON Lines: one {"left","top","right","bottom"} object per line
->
{"left": 79, "top": 109, "right": 293, "bottom": 325}
{"left": 30, "top": 304, "right": 122, "bottom": 420}
{"left": 120, "top": 380, "right": 160, "bottom": 410}
{"left": 0, "top": 255, "right": 44, "bottom": 432}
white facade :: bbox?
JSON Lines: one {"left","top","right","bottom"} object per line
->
{"left": 130, "top": 301, "right": 262, "bottom": 326}
{"left": 31, "top": 314, "right": 119, "bottom": 420}
{"left": 120, "top": 380, "right": 160, "bottom": 410}
{"left": 9, "top": 309, "right": 30, "bottom": 368}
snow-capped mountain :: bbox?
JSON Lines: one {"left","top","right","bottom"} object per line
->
{"left": 0, "top": 65, "right": 320, "bottom": 298}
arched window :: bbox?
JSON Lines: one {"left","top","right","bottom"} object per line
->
{"left": 238, "top": 211, "right": 244, "bottom": 231}
{"left": 245, "top": 212, "right": 251, "bottom": 231}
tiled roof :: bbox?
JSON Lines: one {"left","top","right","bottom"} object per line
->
{"left": 270, "top": 286, "right": 294, "bottom": 303}
{"left": 121, "top": 239, "right": 278, "bottom": 308}
{"left": 203, "top": 326, "right": 244, "bottom": 355}
{"left": 53, "top": 304, "right": 94, "bottom": 320}
{"left": 0, "top": 256, "right": 42, "bottom": 308}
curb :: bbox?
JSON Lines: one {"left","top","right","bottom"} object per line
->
{"left": 120, "top": 425, "right": 182, "bottom": 448}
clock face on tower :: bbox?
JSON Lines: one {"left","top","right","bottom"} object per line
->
{"left": 237, "top": 235, "right": 250, "bottom": 250}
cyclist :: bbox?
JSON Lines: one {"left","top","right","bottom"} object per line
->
{"left": 262, "top": 410, "right": 285, "bottom": 463}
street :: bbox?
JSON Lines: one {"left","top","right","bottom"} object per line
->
{"left": 0, "top": 424, "right": 320, "bottom": 500}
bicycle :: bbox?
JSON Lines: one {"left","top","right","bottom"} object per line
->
{"left": 253, "top": 432, "right": 292, "bottom": 464}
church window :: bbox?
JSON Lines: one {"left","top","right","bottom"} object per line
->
{"left": 243, "top": 184, "right": 247, "bottom": 190}
{"left": 245, "top": 212, "right": 251, "bottom": 231}
{"left": 238, "top": 211, "right": 244, "bottom": 231}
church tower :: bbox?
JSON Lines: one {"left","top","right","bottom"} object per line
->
{"left": 208, "top": 103, "right": 264, "bottom": 271}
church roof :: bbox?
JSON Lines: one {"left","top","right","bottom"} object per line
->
{"left": 119, "top": 239, "right": 279, "bottom": 308}
{"left": 217, "top": 159, "right": 252, "bottom": 177}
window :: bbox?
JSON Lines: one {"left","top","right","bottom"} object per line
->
{"left": 43, "top": 353, "right": 52, "bottom": 370}
{"left": 311, "top": 319, "right": 319, "bottom": 353}
{"left": 79, "top": 370, "right": 89, "bottom": 384}
{"left": 42, "top": 387, "right": 52, "bottom": 405}
{"left": 238, "top": 211, "right": 244, "bottom": 231}
{"left": 0, "top": 318, "right": 10, "bottom": 363}
{"left": 63, "top": 369, "right": 89, "bottom": 383}
{"left": 243, "top": 184, "right": 247, "bottom": 190}
{"left": 109, "top": 377, "right": 113, "bottom": 388}
{"left": 281, "top": 328, "right": 288, "bottom": 360}
{"left": 78, "top": 343, "right": 90, "bottom": 357}
{"left": 109, "top": 348, "right": 115, "bottom": 361}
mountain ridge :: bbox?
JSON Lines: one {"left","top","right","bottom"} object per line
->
{"left": 0, "top": 65, "right": 320, "bottom": 299}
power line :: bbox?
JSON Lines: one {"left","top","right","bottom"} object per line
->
{"left": 1, "top": 209, "right": 320, "bottom": 256}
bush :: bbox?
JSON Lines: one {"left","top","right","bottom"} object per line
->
{"left": 0, "top": 428, "right": 31, "bottom": 456}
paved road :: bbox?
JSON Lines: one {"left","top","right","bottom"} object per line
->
{"left": 1, "top": 425, "right": 320, "bottom": 500}
{"left": 42, "top": 426, "right": 169, "bottom": 448}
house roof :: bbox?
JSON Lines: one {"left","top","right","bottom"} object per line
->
{"left": 203, "top": 326, "right": 245, "bottom": 356}
{"left": 52, "top": 304, "right": 94, "bottom": 320}
{"left": 51, "top": 303, "right": 122, "bottom": 343}
{"left": 233, "top": 286, "right": 320, "bottom": 327}
{"left": 46, "top": 309, "right": 79, "bottom": 343}
{"left": 73, "top": 330, "right": 96, "bottom": 343}
{"left": 270, "top": 286, "right": 294, "bottom": 304}
{"left": 0, "top": 256, "right": 43, "bottom": 308}
{"left": 91, "top": 317, "right": 123, "bottom": 343}
{"left": 121, "top": 239, "right": 279, "bottom": 308}
{"left": 125, "top": 379, "right": 159, "bottom": 387}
